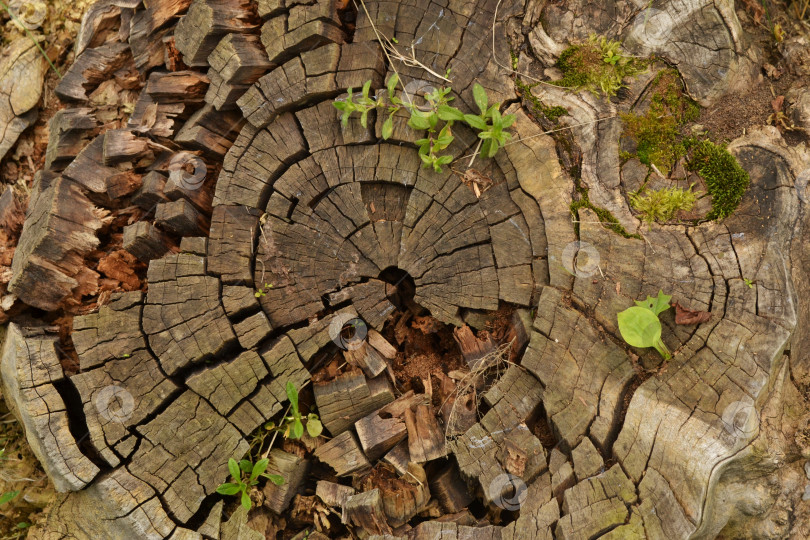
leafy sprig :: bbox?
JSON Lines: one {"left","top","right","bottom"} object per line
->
{"left": 334, "top": 77, "right": 515, "bottom": 172}
{"left": 216, "top": 457, "right": 285, "bottom": 510}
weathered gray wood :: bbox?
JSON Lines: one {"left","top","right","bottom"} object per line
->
{"left": 174, "top": 0, "right": 258, "bottom": 67}
{"left": 262, "top": 449, "right": 310, "bottom": 514}
{"left": 313, "top": 430, "right": 370, "bottom": 476}
{"left": 0, "top": 38, "right": 45, "bottom": 162}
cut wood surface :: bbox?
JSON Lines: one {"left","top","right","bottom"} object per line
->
{"left": 2, "top": 0, "right": 810, "bottom": 539}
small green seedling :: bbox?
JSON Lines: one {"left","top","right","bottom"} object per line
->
{"left": 281, "top": 382, "right": 323, "bottom": 439}
{"left": 0, "top": 489, "right": 19, "bottom": 506}
{"left": 617, "top": 290, "right": 672, "bottom": 360}
{"left": 216, "top": 457, "right": 284, "bottom": 510}
{"left": 255, "top": 282, "right": 273, "bottom": 298}
{"left": 744, "top": 278, "right": 754, "bottom": 288}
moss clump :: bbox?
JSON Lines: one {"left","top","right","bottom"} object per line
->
{"left": 570, "top": 188, "right": 641, "bottom": 239}
{"left": 687, "top": 140, "right": 749, "bottom": 220}
{"left": 555, "top": 35, "right": 646, "bottom": 96}
{"left": 620, "top": 69, "right": 699, "bottom": 175}
{"left": 515, "top": 77, "right": 569, "bottom": 123}
{"left": 630, "top": 186, "right": 696, "bottom": 224}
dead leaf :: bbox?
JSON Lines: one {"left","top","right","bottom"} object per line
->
{"left": 771, "top": 95, "right": 785, "bottom": 114}
{"left": 741, "top": 0, "right": 765, "bottom": 23}
{"left": 673, "top": 302, "right": 711, "bottom": 325}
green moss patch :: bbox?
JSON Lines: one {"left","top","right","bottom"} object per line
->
{"left": 515, "top": 77, "right": 569, "bottom": 123}
{"left": 555, "top": 35, "right": 646, "bottom": 96}
{"left": 570, "top": 187, "right": 641, "bottom": 240}
{"left": 687, "top": 140, "right": 749, "bottom": 220}
{"left": 620, "top": 69, "right": 698, "bottom": 175}
{"left": 620, "top": 69, "right": 749, "bottom": 221}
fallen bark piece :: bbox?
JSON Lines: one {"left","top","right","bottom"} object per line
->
{"left": 43, "top": 108, "right": 99, "bottom": 171}
{"left": 0, "top": 37, "right": 46, "bottom": 162}
{"left": 174, "top": 0, "right": 258, "bottom": 67}
{"left": 313, "top": 371, "right": 395, "bottom": 435}
{"left": 56, "top": 41, "right": 132, "bottom": 102}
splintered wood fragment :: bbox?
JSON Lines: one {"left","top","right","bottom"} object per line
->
{"left": 315, "top": 480, "right": 355, "bottom": 509}
{"left": 382, "top": 439, "right": 410, "bottom": 476}
{"left": 55, "top": 41, "right": 132, "bottom": 102}
{"left": 132, "top": 170, "right": 170, "bottom": 210}
{"left": 430, "top": 462, "right": 474, "bottom": 513}
{"left": 8, "top": 173, "right": 103, "bottom": 310}
{"left": 155, "top": 199, "right": 210, "bottom": 236}
{"left": 146, "top": 70, "right": 210, "bottom": 102}
{"left": 368, "top": 329, "right": 397, "bottom": 359}
{"left": 405, "top": 404, "right": 447, "bottom": 463}
{"left": 313, "top": 430, "right": 370, "bottom": 476}
{"left": 174, "top": 104, "right": 244, "bottom": 157}
{"left": 342, "top": 489, "right": 392, "bottom": 536}
{"left": 360, "top": 463, "right": 430, "bottom": 528}
{"left": 452, "top": 325, "right": 496, "bottom": 369}
{"left": 102, "top": 129, "right": 150, "bottom": 165}
{"left": 233, "top": 311, "right": 272, "bottom": 349}
{"left": 43, "top": 108, "right": 99, "bottom": 171}
{"left": 313, "top": 371, "right": 395, "bottom": 435}
{"left": 0, "top": 38, "right": 46, "bottom": 162}
{"left": 356, "top": 390, "right": 430, "bottom": 461}
{"left": 343, "top": 341, "right": 388, "bottom": 378}
{"left": 263, "top": 449, "right": 310, "bottom": 513}
{"left": 123, "top": 222, "right": 173, "bottom": 262}
{"left": 174, "top": 0, "right": 258, "bottom": 67}
{"left": 208, "top": 33, "right": 273, "bottom": 84}
{"left": 106, "top": 171, "right": 143, "bottom": 199}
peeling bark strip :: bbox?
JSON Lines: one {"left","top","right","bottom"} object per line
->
{"left": 3, "top": 0, "right": 809, "bottom": 538}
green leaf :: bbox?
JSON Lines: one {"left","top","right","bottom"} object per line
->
{"left": 486, "top": 139, "right": 499, "bottom": 157}
{"left": 408, "top": 111, "right": 431, "bottom": 130}
{"left": 473, "top": 83, "right": 488, "bottom": 114}
{"left": 333, "top": 101, "right": 348, "bottom": 112}
{"left": 634, "top": 290, "right": 672, "bottom": 316}
{"left": 436, "top": 155, "right": 453, "bottom": 165}
{"left": 362, "top": 80, "right": 371, "bottom": 99}
{"left": 0, "top": 490, "right": 19, "bottom": 505}
{"left": 617, "top": 306, "right": 661, "bottom": 349}
{"left": 306, "top": 416, "right": 323, "bottom": 438}
{"left": 264, "top": 474, "right": 285, "bottom": 485}
{"left": 241, "top": 490, "right": 252, "bottom": 510}
{"left": 382, "top": 116, "right": 394, "bottom": 140}
{"left": 463, "top": 114, "right": 488, "bottom": 131}
{"left": 291, "top": 418, "right": 305, "bottom": 439}
{"left": 228, "top": 458, "right": 240, "bottom": 481}
{"left": 286, "top": 382, "right": 299, "bottom": 416}
{"left": 419, "top": 153, "right": 432, "bottom": 165}
{"left": 437, "top": 105, "right": 465, "bottom": 122}
{"left": 216, "top": 483, "right": 241, "bottom": 496}
{"left": 435, "top": 125, "right": 453, "bottom": 148}
{"left": 340, "top": 111, "right": 351, "bottom": 127}
{"left": 251, "top": 458, "right": 269, "bottom": 481}
{"left": 501, "top": 114, "right": 516, "bottom": 128}
{"left": 491, "top": 108, "right": 502, "bottom": 127}
{"left": 386, "top": 74, "right": 398, "bottom": 98}
{"left": 428, "top": 113, "right": 438, "bottom": 130}
{"left": 239, "top": 460, "right": 252, "bottom": 473}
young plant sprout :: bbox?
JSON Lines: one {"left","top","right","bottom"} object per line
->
{"left": 617, "top": 290, "right": 672, "bottom": 360}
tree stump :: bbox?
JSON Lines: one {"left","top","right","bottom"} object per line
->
{"left": 2, "top": 0, "right": 810, "bottom": 539}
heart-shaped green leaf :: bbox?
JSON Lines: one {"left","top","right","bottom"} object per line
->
{"left": 617, "top": 306, "right": 661, "bottom": 348}
{"left": 635, "top": 290, "right": 672, "bottom": 315}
